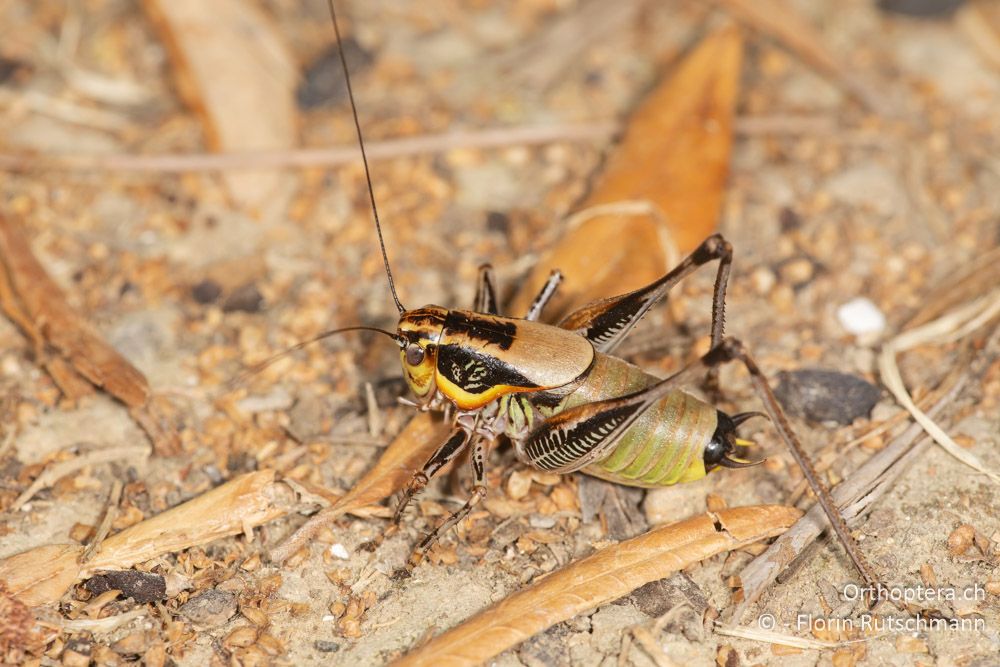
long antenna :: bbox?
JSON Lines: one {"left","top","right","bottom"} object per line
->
{"left": 232, "top": 325, "right": 405, "bottom": 387}
{"left": 327, "top": 0, "right": 405, "bottom": 313}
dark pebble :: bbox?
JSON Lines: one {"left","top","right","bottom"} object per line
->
{"left": 223, "top": 283, "right": 264, "bottom": 313}
{"left": 0, "top": 56, "right": 31, "bottom": 85}
{"left": 191, "top": 279, "right": 222, "bottom": 304}
{"left": 485, "top": 210, "right": 510, "bottom": 234}
{"left": 314, "top": 640, "right": 340, "bottom": 653}
{"left": 84, "top": 570, "right": 166, "bottom": 604}
{"left": 297, "top": 38, "right": 374, "bottom": 109}
{"left": 877, "top": 0, "right": 966, "bottom": 17}
{"left": 774, "top": 369, "right": 881, "bottom": 425}
{"left": 779, "top": 206, "right": 803, "bottom": 232}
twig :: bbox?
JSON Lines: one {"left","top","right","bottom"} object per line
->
{"left": 0, "top": 115, "right": 843, "bottom": 175}
{"left": 54, "top": 608, "right": 146, "bottom": 633}
{"left": 0, "top": 122, "right": 617, "bottom": 173}
{"left": 365, "top": 382, "right": 381, "bottom": 439}
{"left": 80, "top": 480, "right": 124, "bottom": 564}
{"left": 0, "top": 89, "right": 132, "bottom": 132}
{"left": 630, "top": 626, "right": 678, "bottom": 667}
{"left": 714, "top": 622, "right": 849, "bottom": 649}
{"left": 12, "top": 445, "right": 150, "bottom": 511}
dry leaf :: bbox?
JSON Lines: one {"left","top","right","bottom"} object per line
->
{"left": 0, "top": 471, "right": 299, "bottom": 606}
{"left": 510, "top": 24, "right": 743, "bottom": 320}
{"left": 0, "top": 217, "right": 149, "bottom": 408}
{"left": 269, "top": 413, "right": 452, "bottom": 563}
{"left": 141, "top": 0, "right": 298, "bottom": 209}
{"left": 394, "top": 505, "right": 802, "bottom": 666}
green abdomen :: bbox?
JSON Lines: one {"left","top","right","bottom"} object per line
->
{"left": 566, "top": 354, "right": 718, "bottom": 487}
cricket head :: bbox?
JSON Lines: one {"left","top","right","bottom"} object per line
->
{"left": 396, "top": 306, "right": 447, "bottom": 400}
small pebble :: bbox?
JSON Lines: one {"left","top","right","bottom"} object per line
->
{"left": 836, "top": 297, "right": 886, "bottom": 336}
{"left": 190, "top": 279, "right": 222, "bottom": 304}
{"left": 329, "top": 543, "right": 350, "bottom": 560}
{"left": 297, "top": 39, "right": 374, "bottom": 109}
{"left": 223, "top": 283, "right": 264, "bottom": 313}
{"left": 314, "top": 640, "right": 341, "bottom": 653}
{"left": 774, "top": 369, "right": 881, "bottom": 424}
{"left": 528, "top": 514, "right": 556, "bottom": 529}
{"left": 178, "top": 589, "right": 238, "bottom": 629}
{"left": 750, "top": 266, "right": 776, "bottom": 295}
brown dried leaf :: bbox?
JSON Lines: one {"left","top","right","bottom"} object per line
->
{"left": 0, "top": 217, "right": 149, "bottom": 407}
{"left": 0, "top": 471, "right": 299, "bottom": 606}
{"left": 510, "top": 25, "right": 743, "bottom": 320}
{"left": 394, "top": 505, "right": 802, "bottom": 666}
{"left": 709, "top": 0, "right": 893, "bottom": 114}
{"left": 269, "top": 414, "right": 452, "bottom": 563}
{"left": 141, "top": 0, "right": 298, "bottom": 209}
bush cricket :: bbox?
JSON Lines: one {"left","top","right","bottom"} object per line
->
{"left": 263, "top": 0, "right": 883, "bottom": 595}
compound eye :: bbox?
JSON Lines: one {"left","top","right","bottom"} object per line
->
{"left": 405, "top": 343, "right": 425, "bottom": 366}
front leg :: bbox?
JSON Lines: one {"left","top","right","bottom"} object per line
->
{"left": 360, "top": 428, "right": 471, "bottom": 553}
{"left": 398, "top": 436, "right": 489, "bottom": 577}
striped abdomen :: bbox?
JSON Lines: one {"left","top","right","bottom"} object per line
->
{"left": 556, "top": 353, "right": 718, "bottom": 487}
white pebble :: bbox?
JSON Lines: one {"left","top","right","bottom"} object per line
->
{"left": 329, "top": 543, "right": 350, "bottom": 560}
{"left": 837, "top": 297, "right": 886, "bottom": 336}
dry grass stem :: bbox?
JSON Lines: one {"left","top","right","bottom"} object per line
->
{"left": 878, "top": 289, "right": 1000, "bottom": 483}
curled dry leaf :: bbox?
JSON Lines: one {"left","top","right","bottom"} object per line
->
{"left": 393, "top": 505, "right": 802, "bottom": 667}
{"left": 510, "top": 24, "right": 743, "bottom": 320}
{"left": 0, "top": 471, "right": 299, "bottom": 606}
{"left": 274, "top": 25, "right": 743, "bottom": 561}
{"left": 141, "top": 0, "right": 298, "bottom": 209}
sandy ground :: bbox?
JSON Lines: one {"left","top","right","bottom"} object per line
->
{"left": 1, "top": 0, "right": 998, "bottom": 665}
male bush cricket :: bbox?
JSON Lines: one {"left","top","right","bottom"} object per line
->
{"left": 269, "top": 0, "right": 882, "bottom": 593}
